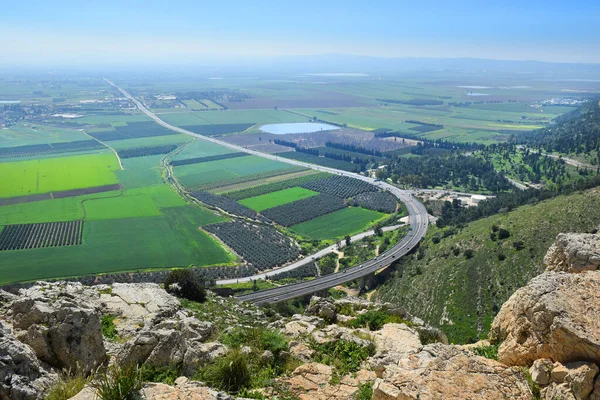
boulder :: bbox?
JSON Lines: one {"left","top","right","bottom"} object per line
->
{"left": 489, "top": 271, "right": 600, "bottom": 366}
{"left": 285, "top": 363, "right": 372, "bottom": 400}
{"left": 119, "top": 328, "right": 186, "bottom": 368}
{"left": 564, "top": 362, "right": 599, "bottom": 400}
{"left": 68, "top": 378, "right": 246, "bottom": 400}
{"left": 10, "top": 284, "right": 106, "bottom": 374}
{"left": 305, "top": 296, "right": 337, "bottom": 321}
{"left": 311, "top": 324, "right": 374, "bottom": 350}
{"left": 0, "top": 321, "right": 56, "bottom": 400}
{"left": 282, "top": 315, "right": 325, "bottom": 338}
{"left": 289, "top": 342, "right": 315, "bottom": 362}
{"left": 529, "top": 358, "right": 553, "bottom": 386}
{"left": 369, "top": 323, "right": 423, "bottom": 376}
{"left": 182, "top": 342, "right": 227, "bottom": 376}
{"left": 99, "top": 283, "right": 180, "bottom": 337}
{"left": 372, "top": 344, "right": 533, "bottom": 400}
{"left": 545, "top": 233, "right": 600, "bottom": 273}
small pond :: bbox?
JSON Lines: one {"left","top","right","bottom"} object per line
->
{"left": 260, "top": 122, "right": 339, "bottom": 135}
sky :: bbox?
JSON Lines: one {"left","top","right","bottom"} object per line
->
{"left": 2, "top": 0, "right": 600, "bottom": 66}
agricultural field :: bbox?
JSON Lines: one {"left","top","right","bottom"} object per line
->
{"left": 0, "top": 140, "right": 104, "bottom": 159}
{"left": 290, "top": 207, "right": 387, "bottom": 240}
{"left": 173, "top": 155, "right": 294, "bottom": 190}
{"left": 221, "top": 171, "right": 330, "bottom": 199}
{"left": 0, "top": 153, "right": 120, "bottom": 198}
{"left": 239, "top": 187, "right": 318, "bottom": 212}
{"left": 300, "top": 175, "right": 378, "bottom": 198}
{"left": 204, "top": 221, "right": 300, "bottom": 270}
{"left": 260, "top": 193, "right": 346, "bottom": 227}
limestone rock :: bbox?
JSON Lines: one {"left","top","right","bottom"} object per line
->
{"left": 489, "top": 271, "right": 600, "bottom": 366}
{"left": 372, "top": 343, "right": 532, "bottom": 400}
{"left": 311, "top": 324, "right": 374, "bottom": 350}
{"left": 0, "top": 321, "right": 56, "bottom": 400}
{"left": 305, "top": 296, "right": 337, "bottom": 322}
{"left": 545, "top": 233, "right": 600, "bottom": 273}
{"left": 10, "top": 283, "right": 106, "bottom": 374}
{"left": 369, "top": 323, "right": 423, "bottom": 376}
{"left": 182, "top": 342, "right": 227, "bottom": 376}
{"left": 285, "top": 363, "right": 373, "bottom": 400}
{"left": 552, "top": 362, "right": 570, "bottom": 383}
{"left": 282, "top": 315, "right": 325, "bottom": 338}
{"left": 289, "top": 342, "right": 315, "bottom": 361}
{"left": 542, "top": 383, "right": 576, "bottom": 400}
{"left": 286, "top": 363, "right": 333, "bottom": 392}
{"left": 529, "top": 358, "right": 553, "bottom": 386}
{"left": 100, "top": 283, "right": 180, "bottom": 337}
{"left": 69, "top": 379, "right": 246, "bottom": 400}
{"left": 564, "top": 361, "right": 599, "bottom": 400}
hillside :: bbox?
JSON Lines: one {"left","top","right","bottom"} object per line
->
{"left": 520, "top": 98, "right": 600, "bottom": 165}
{"left": 377, "top": 187, "right": 600, "bottom": 343}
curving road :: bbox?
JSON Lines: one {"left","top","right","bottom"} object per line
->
{"left": 104, "top": 78, "right": 429, "bottom": 304}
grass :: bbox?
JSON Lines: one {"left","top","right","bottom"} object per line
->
{"left": 45, "top": 373, "right": 87, "bottom": 400}
{"left": 310, "top": 339, "right": 375, "bottom": 377}
{"left": 84, "top": 194, "right": 161, "bottom": 220}
{"left": 0, "top": 152, "right": 120, "bottom": 198}
{"left": 239, "top": 187, "right": 318, "bottom": 212}
{"left": 0, "top": 206, "right": 233, "bottom": 285}
{"left": 291, "top": 207, "right": 387, "bottom": 240}
{"left": 378, "top": 187, "right": 600, "bottom": 344}
{"left": 101, "top": 314, "right": 118, "bottom": 340}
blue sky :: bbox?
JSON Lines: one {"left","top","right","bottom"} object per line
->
{"left": 2, "top": 0, "right": 599, "bottom": 64}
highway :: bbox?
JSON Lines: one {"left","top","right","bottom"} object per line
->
{"left": 104, "top": 78, "right": 430, "bottom": 304}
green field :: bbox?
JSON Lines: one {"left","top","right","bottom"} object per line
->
{"left": 291, "top": 207, "right": 387, "bottom": 240}
{"left": 174, "top": 155, "right": 292, "bottom": 188}
{"left": 0, "top": 205, "right": 234, "bottom": 284}
{"left": 84, "top": 194, "right": 161, "bottom": 220}
{"left": 0, "top": 152, "right": 120, "bottom": 198}
{"left": 239, "top": 187, "right": 318, "bottom": 211}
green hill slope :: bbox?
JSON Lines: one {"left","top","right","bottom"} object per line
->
{"left": 377, "top": 187, "right": 600, "bottom": 344}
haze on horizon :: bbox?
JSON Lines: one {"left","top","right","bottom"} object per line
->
{"left": 2, "top": 0, "right": 600, "bottom": 67}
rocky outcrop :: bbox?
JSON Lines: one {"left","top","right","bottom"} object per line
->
{"left": 99, "top": 283, "right": 180, "bottom": 337}
{"left": 69, "top": 377, "right": 247, "bottom": 400}
{"left": 372, "top": 344, "right": 533, "bottom": 400}
{"left": 9, "top": 282, "right": 106, "bottom": 374}
{"left": 368, "top": 323, "right": 422, "bottom": 376}
{"left": 489, "top": 270, "right": 600, "bottom": 367}
{"left": 286, "top": 363, "right": 375, "bottom": 400}
{"left": 305, "top": 296, "right": 337, "bottom": 322}
{"left": 545, "top": 233, "right": 600, "bottom": 273}
{"left": 0, "top": 321, "right": 56, "bottom": 400}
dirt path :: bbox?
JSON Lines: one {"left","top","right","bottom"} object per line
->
{"left": 80, "top": 129, "right": 123, "bottom": 170}
{"left": 332, "top": 250, "right": 344, "bottom": 273}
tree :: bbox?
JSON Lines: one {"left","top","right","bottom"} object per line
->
{"left": 345, "top": 235, "right": 351, "bottom": 246}
{"left": 164, "top": 269, "right": 207, "bottom": 302}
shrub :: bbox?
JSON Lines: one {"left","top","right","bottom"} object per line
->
{"left": 45, "top": 372, "right": 87, "bottom": 400}
{"left": 101, "top": 315, "right": 118, "bottom": 340}
{"left": 198, "top": 349, "right": 250, "bottom": 393}
{"left": 464, "top": 249, "right": 474, "bottom": 259}
{"left": 354, "top": 382, "right": 374, "bottom": 400}
{"left": 141, "top": 364, "right": 181, "bottom": 385}
{"left": 90, "top": 363, "right": 142, "bottom": 400}
{"left": 497, "top": 228, "right": 511, "bottom": 240}
{"left": 497, "top": 253, "right": 506, "bottom": 261}
{"left": 220, "top": 327, "right": 288, "bottom": 358}
{"left": 471, "top": 344, "right": 499, "bottom": 360}
{"left": 311, "top": 339, "right": 375, "bottom": 376}
{"left": 513, "top": 240, "right": 525, "bottom": 250}
{"left": 164, "top": 269, "right": 207, "bottom": 303}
